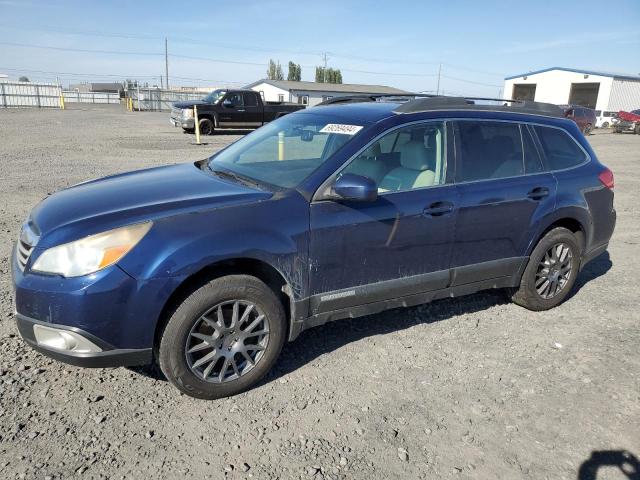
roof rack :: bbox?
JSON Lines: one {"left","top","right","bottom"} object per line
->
{"left": 315, "top": 93, "right": 433, "bottom": 106}
{"left": 315, "top": 94, "right": 565, "bottom": 118}
{"left": 393, "top": 96, "right": 565, "bottom": 117}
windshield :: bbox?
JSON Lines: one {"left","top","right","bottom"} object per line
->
{"left": 208, "top": 113, "right": 368, "bottom": 188}
{"left": 203, "top": 89, "right": 227, "bottom": 103}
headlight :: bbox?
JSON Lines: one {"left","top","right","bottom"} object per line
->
{"left": 32, "top": 222, "right": 152, "bottom": 277}
{"left": 182, "top": 108, "right": 194, "bottom": 118}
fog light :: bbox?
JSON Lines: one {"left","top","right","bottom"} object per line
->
{"left": 33, "top": 325, "right": 102, "bottom": 353}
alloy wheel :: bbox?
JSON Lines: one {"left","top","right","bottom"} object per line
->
{"left": 535, "top": 243, "right": 573, "bottom": 299}
{"left": 185, "top": 300, "right": 269, "bottom": 383}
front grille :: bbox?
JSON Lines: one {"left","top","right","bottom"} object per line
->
{"left": 171, "top": 107, "right": 183, "bottom": 120}
{"left": 16, "top": 239, "right": 34, "bottom": 271}
{"left": 16, "top": 221, "right": 39, "bottom": 272}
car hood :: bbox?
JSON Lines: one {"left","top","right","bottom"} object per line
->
{"left": 172, "top": 100, "right": 209, "bottom": 109}
{"left": 30, "top": 162, "right": 271, "bottom": 248}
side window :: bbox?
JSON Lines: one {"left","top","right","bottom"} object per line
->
{"left": 522, "top": 125, "right": 544, "bottom": 174}
{"left": 341, "top": 122, "right": 447, "bottom": 193}
{"left": 226, "top": 93, "right": 243, "bottom": 107}
{"left": 534, "top": 126, "right": 587, "bottom": 170}
{"left": 243, "top": 93, "right": 258, "bottom": 106}
{"left": 456, "top": 121, "right": 524, "bottom": 182}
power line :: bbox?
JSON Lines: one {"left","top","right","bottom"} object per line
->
{"left": 0, "top": 23, "right": 506, "bottom": 77}
{"left": 0, "top": 67, "right": 249, "bottom": 85}
{"left": 0, "top": 42, "right": 443, "bottom": 78}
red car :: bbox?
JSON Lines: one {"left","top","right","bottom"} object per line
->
{"left": 614, "top": 109, "right": 640, "bottom": 134}
{"left": 559, "top": 105, "right": 597, "bottom": 135}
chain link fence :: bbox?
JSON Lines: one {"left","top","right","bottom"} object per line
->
{"left": 126, "top": 87, "right": 207, "bottom": 112}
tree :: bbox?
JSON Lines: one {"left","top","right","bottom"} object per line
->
{"left": 267, "top": 59, "right": 277, "bottom": 80}
{"left": 267, "top": 59, "right": 284, "bottom": 80}
{"left": 314, "top": 67, "right": 342, "bottom": 84}
{"left": 287, "top": 61, "right": 302, "bottom": 81}
{"left": 275, "top": 62, "right": 284, "bottom": 81}
{"left": 18, "top": 76, "right": 30, "bottom": 82}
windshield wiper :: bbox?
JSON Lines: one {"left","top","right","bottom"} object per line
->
{"left": 209, "top": 167, "right": 262, "bottom": 189}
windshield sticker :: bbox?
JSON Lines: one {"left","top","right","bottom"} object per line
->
{"left": 320, "top": 124, "right": 364, "bottom": 135}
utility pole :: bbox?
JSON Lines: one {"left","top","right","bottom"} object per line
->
{"left": 160, "top": 75, "right": 163, "bottom": 89}
{"left": 322, "top": 52, "right": 328, "bottom": 83}
{"left": 436, "top": 63, "right": 442, "bottom": 96}
{"left": 165, "top": 37, "right": 169, "bottom": 90}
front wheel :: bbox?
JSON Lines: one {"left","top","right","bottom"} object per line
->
{"left": 159, "top": 275, "right": 286, "bottom": 400}
{"left": 198, "top": 118, "right": 214, "bottom": 136}
{"left": 511, "top": 227, "right": 581, "bottom": 311}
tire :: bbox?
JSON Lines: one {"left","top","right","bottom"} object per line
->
{"left": 602, "top": 122, "right": 609, "bottom": 129}
{"left": 583, "top": 123, "right": 592, "bottom": 135}
{"left": 635, "top": 124, "right": 640, "bottom": 135}
{"left": 182, "top": 128, "right": 195, "bottom": 134}
{"left": 159, "top": 275, "right": 286, "bottom": 400}
{"left": 511, "top": 227, "right": 581, "bottom": 311}
{"left": 198, "top": 118, "right": 214, "bottom": 136}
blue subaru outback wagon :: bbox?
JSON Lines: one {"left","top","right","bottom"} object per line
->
{"left": 12, "top": 96, "right": 616, "bottom": 399}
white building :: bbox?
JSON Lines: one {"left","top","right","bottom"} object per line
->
{"left": 245, "top": 79, "right": 410, "bottom": 107}
{"left": 503, "top": 67, "right": 640, "bottom": 111}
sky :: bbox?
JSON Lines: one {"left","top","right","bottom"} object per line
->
{"left": 0, "top": 0, "right": 639, "bottom": 96}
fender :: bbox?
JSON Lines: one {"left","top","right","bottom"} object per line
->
{"left": 118, "top": 190, "right": 310, "bottom": 300}
{"left": 524, "top": 205, "right": 592, "bottom": 257}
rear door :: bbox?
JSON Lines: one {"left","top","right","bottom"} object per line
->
{"left": 242, "top": 92, "right": 262, "bottom": 127}
{"left": 450, "top": 120, "right": 557, "bottom": 286}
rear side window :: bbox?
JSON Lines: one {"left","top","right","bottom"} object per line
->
{"left": 456, "top": 121, "right": 523, "bottom": 182}
{"left": 534, "top": 126, "right": 588, "bottom": 170}
{"left": 243, "top": 92, "right": 258, "bottom": 106}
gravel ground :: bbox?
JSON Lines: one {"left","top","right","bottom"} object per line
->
{"left": 0, "top": 106, "right": 638, "bottom": 480}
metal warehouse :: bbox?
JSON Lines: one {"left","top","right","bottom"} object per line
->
{"left": 503, "top": 67, "right": 640, "bottom": 111}
{"left": 245, "top": 79, "right": 409, "bottom": 107}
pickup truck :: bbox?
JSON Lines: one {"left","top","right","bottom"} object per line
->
{"left": 170, "top": 89, "right": 305, "bottom": 135}
{"left": 613, "top": 109, "right": 640, "bottom": 134}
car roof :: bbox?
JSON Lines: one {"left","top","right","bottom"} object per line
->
{"left": 297, "top": 101, "right": 399, "bottom": 123}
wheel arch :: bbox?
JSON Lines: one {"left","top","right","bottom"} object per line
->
{"left": 153, "top": 257, "right": 293, "bottom": 355}
{"left": 527, "top": 215, "right": 588, "bottom": 258}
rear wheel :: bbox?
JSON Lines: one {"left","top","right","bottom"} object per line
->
{"left": 199, "top": 118, "right": 214, "bottom": 136}
{"left": 601, "top": 121, "right": 609, "bottom": 129}
{"left": 511, "top": 227, "right": 581, "bottom": 311}
{"left": 159, "top": 275, "right": 286, "bottom": 400}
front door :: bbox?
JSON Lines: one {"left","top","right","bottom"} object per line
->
{"left": 308, "top": 121, "right": 457, "bottom": 315}
{"left": 450, "top": 120, "right": 557, "bottom": 285}
{"left": 218, "top": 92, "right": 247, "bottom": 127}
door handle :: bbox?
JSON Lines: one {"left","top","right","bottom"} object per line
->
{"left": 527, "top": 187, "right": 550, "bottom": 200}
{"left": 237, "top": 109, "right": 245, "bottom": 112}
{"left": 423, "top": 201, "right": 454, "bottom": 217}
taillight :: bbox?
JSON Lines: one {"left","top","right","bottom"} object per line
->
{"left": 599, "top": 168, "right": 614, "bottom": 189}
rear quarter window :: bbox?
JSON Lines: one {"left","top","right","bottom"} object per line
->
{"left": 534, "top": 126, "right": 588, "bottom": 170}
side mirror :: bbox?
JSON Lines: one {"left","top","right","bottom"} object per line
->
{"left": 223, "top": 99, "right": 233, "bottom": 108}
{"left": 332, "top": 173, "right": 377, "bottom": 202}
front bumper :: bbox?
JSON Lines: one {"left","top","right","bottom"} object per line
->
{"left": 170, "top": 115, "right": 194, "bottom": 129}
{"left": 12, "top": 245, "right": 180, "bottom": 367}
{"left": 16, "top": 313, "right": 152, "bottom": 368}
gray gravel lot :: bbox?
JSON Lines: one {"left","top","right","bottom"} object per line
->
{"left": 0, "top": 106, "right": 638, "bottom": 479}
